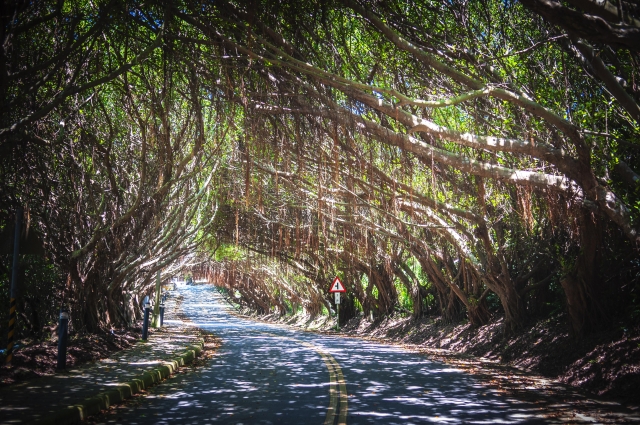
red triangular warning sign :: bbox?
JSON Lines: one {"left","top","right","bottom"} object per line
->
{"left": 329, "top": 276, "right": 346, "bottom": 293}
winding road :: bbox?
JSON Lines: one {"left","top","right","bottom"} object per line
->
{"left": 93, "top": 284, "right": 633, "bottom": 424}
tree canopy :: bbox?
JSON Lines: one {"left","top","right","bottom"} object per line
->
{"left": 2, "top": 0, "right": 640, "bottom": 338}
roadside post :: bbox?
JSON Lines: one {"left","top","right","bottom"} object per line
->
{"left": 6, "top": 207, "right": 22, "bottom": 366}
{"left": 56, "top": 308, "right": 69, "bottom": 370}
{"left": 142, "top": 296, "right": 151, "bottom": 340}
{"left": 152, "top": 270, "right": 161, "bottom": 327}
{"left": 329, "top": 276, "right": 346, "bottom": 331}
{"left": 159, "top": 300, "right": 165, "bottom": 327}
{"left": 335, "top": 292, "right": 341, "bottom": 330}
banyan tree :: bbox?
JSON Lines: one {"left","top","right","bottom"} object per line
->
{"left": 1, "top": 0, "right": 639, "bottom": 338}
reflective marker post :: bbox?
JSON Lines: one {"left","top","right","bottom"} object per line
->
{"left": 159, "top": 303, "right": 165, "bottom": 327}
{"left": 159, "top": 292, "right": 167, "bottom": 326}
{"left": 56, "top": 308, "right": 69, "bottom": 370}
{"left": 6, "top": 207, "right": 22, "bottom": 366}
{"left": 141, "top": 296, "right": 151, "bottom": 341}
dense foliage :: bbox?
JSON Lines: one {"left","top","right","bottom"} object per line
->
{"left": 2, "top": 0, "right": 639, "bottom": 341}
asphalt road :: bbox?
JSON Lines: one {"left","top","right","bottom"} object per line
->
{"left": 94, "top": 284, "right": 559, "bottom": 424}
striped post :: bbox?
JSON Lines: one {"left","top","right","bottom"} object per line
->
{"left": 6, "top": 298, "right": 17, "bottom": 365}
{"left": 6, "top": 208, "right": 22, "bottom": 366}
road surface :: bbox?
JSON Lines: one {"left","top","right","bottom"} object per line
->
{"left": 92, "top": 284, "right": 616, "bottom": 424}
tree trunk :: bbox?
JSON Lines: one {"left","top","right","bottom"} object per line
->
{"left": 561, "top": 209, "right": 604, "bottom": 336}
{"left": 493, "top": 280, "right": 526, "bottom": 334}
{"left": 467, "top": 301, "right": 490, "bottom": 327}
{"left": 338, "top": 294, "right": 357, "bottom": 326}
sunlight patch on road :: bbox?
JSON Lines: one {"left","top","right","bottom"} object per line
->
{"left": 260, "top": 332, "right": 348, "bottom": 425}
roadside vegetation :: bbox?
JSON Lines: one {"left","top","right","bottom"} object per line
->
{"left": 1, "top": 0, "right": 639, "bottom": 394}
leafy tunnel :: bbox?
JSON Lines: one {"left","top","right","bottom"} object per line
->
{"left": 2, "top": 0, "right": 640, "bottom": 349}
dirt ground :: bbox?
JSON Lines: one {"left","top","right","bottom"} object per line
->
{"left": 0, "top": 290, "right": 221, "bottom": 390}
{"left": 0, "top": 326, "right": 143, "bottom": 386}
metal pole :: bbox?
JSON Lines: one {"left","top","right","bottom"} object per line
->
{"left": 56, "top": 309, "right": 69, "bottom": 370}
{"left": 142, "top": 303, "right": 151, "bottom": 340}
{"left": 334, "top": 292, "right": 341, "bottom": 331}
{"left": 6, "top": 208, "right": 22, "bottom": 366}
{"left": 152, "top": 270, "right": 161, "bottom": 327}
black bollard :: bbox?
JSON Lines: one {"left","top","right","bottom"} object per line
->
{"left": 56, "top": 309, "right": 69, "bottom": 370}
{"left": 159, "top": 303, "right": 165, "bottom": 327}
{"left": 142, "top": 302, "right": 151, "bottom": 340}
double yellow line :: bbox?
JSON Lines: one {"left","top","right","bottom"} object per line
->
{"left": 218, "top": 299, "right": 348, "bottom": 423}
{"left": 302, "top": 341, "right": 348, "bottom": 425}
{"left": 262, "top": 333, "right": 348, "bottom": 425}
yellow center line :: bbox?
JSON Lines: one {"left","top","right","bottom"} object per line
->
{"left": 260, "top": 332, "right": 348, "bottom": 425}
{"left": 323, "top": 350, "right": 348, "bottom": 425}
{"left": 210, "top": 296, "right": 349, "bottom": 422}
{"left": 319, "top": 351, "right": 338, "bottom": 425}
{"left": 335, "top": 356, "right": 348, "bottom": 425}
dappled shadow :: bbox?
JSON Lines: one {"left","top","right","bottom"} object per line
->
{"left": 94, "top": 335, "right": 330, "bottom": 424}
{"left": 94, "top": 290, "right": 331, "bottom": 424}
{"left": 93, "top": 284, "right": 640, "bottom": 424}
{"left": 99, "top": 336, "right": 329, "bottom": 424}
{"left": 0, "top": 295, "right": 201, "bottom": 424}
{"left": 306, "top": 337, "right": 550, "bottom": 424}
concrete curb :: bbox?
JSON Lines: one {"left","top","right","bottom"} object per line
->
{"left": 29, "top": 342, "right": 204, "bottom": 425}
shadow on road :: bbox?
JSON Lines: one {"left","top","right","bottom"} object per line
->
{"left": 90, "top": 284, "right": 639, "bottom": 424}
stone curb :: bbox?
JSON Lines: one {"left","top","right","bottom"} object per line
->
{"left": 28, "top": 342, "right": 204, "bottom": 425}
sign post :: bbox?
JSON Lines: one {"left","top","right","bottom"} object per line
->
{"left": 329, "top": 276, "right": 346, "bottom": 331}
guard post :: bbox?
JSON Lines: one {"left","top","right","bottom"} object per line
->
{"left": 6, "top": 207, "right": 23, "bottom": 366}
{"left": 159, "top": 301, "right": 165, "bottom": 327}
{"left": 159, "top": 292, "right": 167, "bottom": 326}
{"left": 56, "top": 308, "right": 69, "bottom": 370}
{"left": 141, "top": 296, "right": 151, "bottom": 340}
